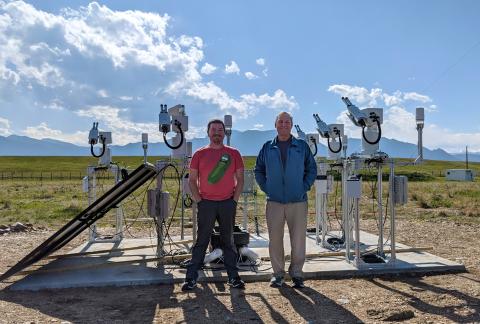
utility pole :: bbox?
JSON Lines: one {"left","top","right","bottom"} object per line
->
{"left": 466, "top": 145, "right": 469, "bottom": 169}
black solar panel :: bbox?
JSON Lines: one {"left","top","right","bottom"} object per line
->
{"left": 0, "top": 163, "right": 157, "bottom": 282}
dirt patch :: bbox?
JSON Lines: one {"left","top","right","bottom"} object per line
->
{"left": 0, "top": 217, "right": 479, "bottom": 323}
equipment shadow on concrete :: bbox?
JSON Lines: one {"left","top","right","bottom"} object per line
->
{"left": 7, "top": 230, "right": 465, "bottom": 290}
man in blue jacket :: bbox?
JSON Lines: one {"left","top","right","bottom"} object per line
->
{"left": 254, "top": 112, "right": 317, "bottom": 288}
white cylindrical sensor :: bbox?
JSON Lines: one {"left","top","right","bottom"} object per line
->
{"left": 416, "top": 107, "right": 424, "bottom": 124}
{"left": 224, "top": 114, "right": 233, "bottom": 128}
{"left": 142, "top": 133, "right": 148, "bottom": 145}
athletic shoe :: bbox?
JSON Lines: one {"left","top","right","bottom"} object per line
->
{"left": 228, "top": 277, "right": 245, "bottom": 289}
{"left": 181, "top": 278, "right": 196, "bottom": 291}
{"left": 270, "top": 276, "right": 284, "bottom": 288}
{"left": 292, "top": 277, "right": 305, "bottom": 289}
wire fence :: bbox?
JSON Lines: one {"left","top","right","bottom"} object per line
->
{"left": 0, "top": 171, "right": 87, "bottom": 181}
{"left": 0, "top": 169, "right": 461, "bottom": 181}
{"left": 0, "top": 170, "right": 182, "bottom": 181}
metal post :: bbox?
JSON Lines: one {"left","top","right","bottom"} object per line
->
{"left": 354, "top": 197, "right": 361, "bottom": 267}
{"left": 314, "top": 180, "right": 320, "bottom": 244}
{"left": 389, "top": 160, "right": 396, "bottom": 262}
{"left": 156, "top": 191, "right": 170, "bottom": 258}
{"left": 377, "top": 164, "right": 384, "bottom": 256}
{"left": 242, "top": 194, "right": 248, "bottom": 231}
{"left": 342, "top": 160, "right": 351, "bottom": 262}
{"left": 180, "top": 160, "right": 185, "bottom": 240}
{"left": 113, "top": 165, "right": 123, "bottom": 241}
{"left": 417, "top": 125, "right": 423, "bottom": 161}
{"left": 321, "top": 194, "right": 328, "bottom": 247}
{"left": 192, "top": 201, "right": 197, "bottom": 244}
{"left": 88, "top": 166, "right": 97, "bottom": 242}
{"left": 155, "top": 161, "right": 168, "bottom": 256}
{"left": 254, "top": 191, "right": 259, "bottom": 236}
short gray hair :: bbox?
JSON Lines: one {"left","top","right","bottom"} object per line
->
{"left": 274, "top": 111, "right": 293, "bottom": 126}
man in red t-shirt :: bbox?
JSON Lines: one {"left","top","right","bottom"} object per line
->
{"left": 182, "top": 119, "right": 245, "bottom": 291}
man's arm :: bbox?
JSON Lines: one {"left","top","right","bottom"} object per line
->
{"left": 189, "top": 169, "right": 202, "bottom": 203}
{"left": 254, "top": 144, "right": 267, "bottom": 193}
{"left": 303, "top": 144, "right": 317, "bottom": 191}
{"left": 233, "top": 168, "right": 244, "bottom": 202}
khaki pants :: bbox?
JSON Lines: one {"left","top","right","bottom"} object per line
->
{"left": 266, "top": 200, "right": 307, "bottom": 278}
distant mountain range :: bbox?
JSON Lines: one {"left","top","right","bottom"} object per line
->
{"left": 1, "top": 131, "right": 479, "bottom": 162}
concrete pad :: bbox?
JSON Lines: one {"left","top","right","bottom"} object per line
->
{"left": 9, "top": 231, "right": 465, "bottom": 290}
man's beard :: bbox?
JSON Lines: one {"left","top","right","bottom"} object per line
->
{"left": 212, "top": 136, "right": 223, "bottom": 144}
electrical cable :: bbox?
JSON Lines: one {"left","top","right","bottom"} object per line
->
{"left": 332, "top": 173, "right": 343, "bottom": 232}
{"left": 327, "top": 131, "right": 342, "bottom": 154}
{"left": 362, "top": 118, "right": 382, "bottom": 145}
{"left": 87, "top": 169, "right": 156, "bottom": 239}
{"left": 87, "top": 163, "right": 171, "bottom": 240}
{"left": 310, "top": 138, "right": 318, "bottom": 157}
{"left": 90, "top": 136, "right": 106, "bottom": 158}
{"left": 163, "top": 121, "right": 184, "bottom": 150}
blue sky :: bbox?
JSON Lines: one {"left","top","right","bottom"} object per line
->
{"left": 0, "top": 0, "right": 479, "bottom": 152}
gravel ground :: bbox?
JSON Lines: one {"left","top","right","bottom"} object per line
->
{"left": 0, "top": 217, "right": 479, "bottom": 324}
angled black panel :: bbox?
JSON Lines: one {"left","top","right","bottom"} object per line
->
{"left": 0, "top": 163, "right": 157, "bottom": 282}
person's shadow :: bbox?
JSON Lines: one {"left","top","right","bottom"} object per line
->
{"left": 371, "top": 276, "right": 480, "bottom": 323}
{"left": 0, "top": 279, "right": 363, "bottom": 323}
{"left": 178, "top": 282, "right": 289, "bottom": 323}
{"left": 279, "top": 285, "right": 361, "bottom": 323}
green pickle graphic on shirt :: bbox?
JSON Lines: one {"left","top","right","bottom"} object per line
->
{"left": 208, "top": 153, "right": 231, "bottom": 184}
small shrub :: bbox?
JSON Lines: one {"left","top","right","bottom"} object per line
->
{"left": 1, "top": 201, "right": 11, "bottom": 209}
{"left": 438, "top": 211, "right": 448, "bottom": 218}
{"left": 430, "top": 194, "right": 452, "bottom": 208}
{"left": 419, "top": 198, "right": 431, "bottom": 209}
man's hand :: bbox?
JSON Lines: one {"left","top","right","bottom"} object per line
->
{"left": 189, "top": 169, "right": 202, "bottom": 204}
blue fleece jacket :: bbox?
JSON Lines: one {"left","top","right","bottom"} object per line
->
{"left": 254, "top": 135, "right": 317, "bottom": 203}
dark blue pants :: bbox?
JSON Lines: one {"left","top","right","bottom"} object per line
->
{"left": 186, "top": 198, "right": 239, "bottom": 280}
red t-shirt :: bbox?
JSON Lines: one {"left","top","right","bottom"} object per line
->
{"left": 190, "top": 145, "right": 244, "bottom": 201}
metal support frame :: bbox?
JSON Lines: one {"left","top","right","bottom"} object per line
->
{"left": 179, "top": 157, "right": 191, "bottom": 240}
{"left": 377, "top": 164, "right": 384, "bottom": 256}
{"left": 154, "top": 161, "right": 169, "bottom": 258}
{"left": 389, "top": 160, "right": 397, "bottom": 263}
{"left": 1, "top": 163, "right": 157, "bottom": 281}
{"left": 87, "top": 165, "right": 124, "bottom": 243}
{"left": 340, "top": 156, "right": 398, "bottom": 267}
{"left": 314, "top": 161, "right": 330, "bottom": 247}
{"left": 241, "top": 169, "right": 258, "bottom": 234}
{"left": 342, "top": 159, "right": 351, "bottom": 261}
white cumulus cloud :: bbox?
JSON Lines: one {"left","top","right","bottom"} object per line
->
{"left": 76, "top": 105, "right": 163, "bottom": 145}
{"left": 0, "top": 116, "right": 12, "bottom": 136}
{"left": 241, "top": 89, "right": 297, "bottom": 112}
{"left": 328, "top": 84, "right": 383, "bottom": 106}
{"left": 0, "top": 1, "right": 299, "bottom": 141}
{"left": 330, "top": 83, "right": 480, "bottom": 153}
{"left": 256, "top": 58, "right": 265, "bottom": 66}
{"left": 383, "top": 91, "right": 403, "bottom": 106}
{"left": 403, "top": 92, "right": 432, "bottom": 103}
{"left": 200, "top": 62, "right": 217, "bottom": 75}
{"left": 225, "top": 61, "right": 240, "bottom": 74}
{"left": 244, "top": 72, "right": 258, "bottom": 80}
{"left": 22, "top": 122, "right": 87, "bottom": 145}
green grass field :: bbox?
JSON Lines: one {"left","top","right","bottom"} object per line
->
{"left": 0, "top": 156, "right": 478, "bottom": 228}
{"left": 0, "top": 156, "right": 479, "bottom": 175}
